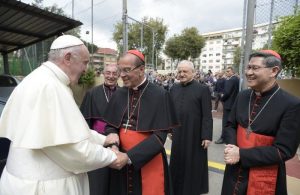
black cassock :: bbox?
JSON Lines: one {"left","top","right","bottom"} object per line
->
{"left": 103, "top": 80, "right": 178, "bottom": 195}
{"left": 80, "top": 84, "right": 117, "bottom": 195}
{"left": 169, "top": 80, "right": 213, "bottom": 195}
{"left": 221, "top": 84, "right": 300, "bottom": 195}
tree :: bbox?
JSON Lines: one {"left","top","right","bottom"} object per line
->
{"left": 233, "top": 46, "right": 241, "bottom": 72}
{"left": 272, "top": 13, "right": 300, "bottom": 76}
{"left": 113, "top": 17, "right": 168, "bottom": 65}
{"left": 164, "top": 27, "right": 205, "bottom": 63}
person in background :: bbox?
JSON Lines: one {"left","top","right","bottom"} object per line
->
{"left": 169, "top": 60, "right": 213, "bottom": 195}
{"left": 215, "top": 66, "right": 239, "bottom": 144}
{"left": 212, "top": 72, "right": 226, "bottom": 112}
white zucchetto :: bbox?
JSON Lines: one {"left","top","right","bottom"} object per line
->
{"left": 50, "top": 35, "right": 84, "bottom": 50}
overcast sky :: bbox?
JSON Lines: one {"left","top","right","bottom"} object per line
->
{"left": 21, "top": 0, "right": 246, "bottom": 49}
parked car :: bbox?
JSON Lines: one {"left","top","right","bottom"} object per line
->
{"left": 0, "top": 74, "right": 20, "bottom": 99}
{"left": 0, "top": 75, "right": 18, "bottom": 176}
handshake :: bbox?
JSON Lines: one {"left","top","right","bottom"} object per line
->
{"left": 104, "top": 133, "right": 129, "bottom": 170}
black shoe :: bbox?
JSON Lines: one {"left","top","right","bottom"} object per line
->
{"left": 215, "top": 138, "right": 224, "bottom": 144}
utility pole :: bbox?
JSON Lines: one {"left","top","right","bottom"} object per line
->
{"left": 267, "top": 0, "right": 275, "bottom": 48}
{"left": 242, "top": 0, "right": 256, "bottom": 89}
{"left": 140, "top": 25, "right": 143, "bottom": 51}
{"left": 72, "top": 0, "right": 74, "bottom": 18}
{"left": 91, "top": 0, "right": 94, "bottom": 66}
{"left": 122, "top": 0, "right": 128, "bottom": 54}
{"left": 239, "top": 0, "right": 247, "bottom": 91}
{"left": 152, "top": 31, "right": 155, "bottom": 69}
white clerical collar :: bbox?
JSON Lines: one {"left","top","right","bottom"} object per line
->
{"left": 132, "top": 77, "right": 146, "bottom": 90}
{"left": 43, "top": 61, "right": 70, "bottom": 86}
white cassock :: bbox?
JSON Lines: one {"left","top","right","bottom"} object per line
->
{"left": 0, "top": 61, "right": 117, "bottom": 195}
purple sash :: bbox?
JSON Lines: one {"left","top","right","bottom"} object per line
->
{"left": 92, "top": 120, "right": 107, "bottom": 134}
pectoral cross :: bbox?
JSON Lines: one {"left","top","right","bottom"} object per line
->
{"left": 246, "top": 125, "right": 252, "bottom": 139}
{"left": 123, "top": 119, "right": 132, "bottom": 133}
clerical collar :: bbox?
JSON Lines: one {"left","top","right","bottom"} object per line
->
{"left": 253, "top": 83, "right": 279, "bottom": 97}
{"left": 181, "top": 79, "right": 194, "bottom": 86}
{"left": 104, "top": 83, "right": 117, "bottom": 91}
{"left": 43, "top": 61, "right": 70, "bottom": 85}
{"left": 132, "top": 78, "right": 147, "bottom": 91}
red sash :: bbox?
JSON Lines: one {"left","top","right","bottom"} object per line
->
{"left": 120, "top": 128, "right": 165, "bottom": 195}
{"left": 237, "top": 125, "right": 278, "bottom": 195}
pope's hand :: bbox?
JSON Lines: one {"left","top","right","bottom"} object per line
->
{"left": 109, "top": 150, "right": 129, "bottom": 170}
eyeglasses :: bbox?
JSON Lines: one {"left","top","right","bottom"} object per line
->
{"left": 119, "top": 65, "right": 141, "bottom": 74}
{"left": 246, "top": 65, "right": 270, "bottom": 72}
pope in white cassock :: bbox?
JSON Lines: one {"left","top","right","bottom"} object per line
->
{"left": 0, "top": 35, "right": 126, "bottom": 195}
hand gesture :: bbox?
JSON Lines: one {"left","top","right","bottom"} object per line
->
{"left": 104, "top": 133, "right": 119, "bottom": 147}
{"left": 224, "top": 144, "right": 240, "bottom": 165}
{"left": 109, "top": 150, "right": 129, "bottom": 170}
{"left": 201, "top": 140, "right": 211, "bottom": 149}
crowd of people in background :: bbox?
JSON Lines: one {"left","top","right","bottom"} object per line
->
{"left": 145, "top": 68, "right": 239, "bottom": 102}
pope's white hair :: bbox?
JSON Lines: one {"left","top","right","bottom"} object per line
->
{"left": 178, "top": 60, "right": 195, "bottom": 71}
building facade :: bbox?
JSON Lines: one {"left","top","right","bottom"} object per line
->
{"left": 92, "top": 48, "right": 118, "bottom": 71}
{"left": 164, "top": 22, "right": 275, "bottom": 74}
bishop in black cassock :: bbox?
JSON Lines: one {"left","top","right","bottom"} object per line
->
{"left": 80, "top": 64, "right": 120, "bottom": 195}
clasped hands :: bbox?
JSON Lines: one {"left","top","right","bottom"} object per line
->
{"left": 104, "top": 133, "right": 129, "bottom": 170}
{"left": 224, "top": 144, "right": 240, "bottom": 165}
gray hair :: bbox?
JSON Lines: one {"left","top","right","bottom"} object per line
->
{"left": 48, "top": 45, "right": 82, "bottom": 62}
{"left": 178, "top": 60, "right": 195, "bottom": 70}
{"left": 104, "top": 64, "right": 119, "bottom": 73}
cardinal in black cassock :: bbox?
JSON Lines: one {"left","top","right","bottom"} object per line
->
{"left": 221, "top": 50, "right": 300, "bottom": 195}
{"left": 103, "top": 50, "right": 178, "bottom": 195}
{"left": 169, "top": 60, "right": 213, "bottom": 195}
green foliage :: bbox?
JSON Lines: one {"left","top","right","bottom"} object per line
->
{"left": 82, "top": 41, "right": 98, "bottom": 54}
{"left": 113, "top": 17, "right": 168, "bottom": 64}
{"left": 272, "top": 13, "right": 300, "bottom": 75}
{"left": 164, "top": 27, "right": 205, "bottom": 61}
{"left": 233, "top": 46, "right": 241, "bottom": 72}
{"left": 78, "top": 67, "right": 95, "bottom": 86}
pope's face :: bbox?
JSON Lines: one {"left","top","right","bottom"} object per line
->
{"left": 118, "top": 54, "right": 144, "bottom": 88}
{"left": 70, "top": 45, "right": 90, "bottom": 84}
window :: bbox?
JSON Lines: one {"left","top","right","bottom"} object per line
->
{"left": 202, "top": 66, "right": 206, "bottom": 69}
{"left": 216, "top": 66, "right": 220, "bottom": 69}
{"left": 216, "top": 53, "right": 221, "bottom": 56}
{"left": 202, "top": 54, "right": 207, "bottom": 57}
{"left": 202, "top": 60, "right": 207, "bottom": 63}
{"left": 209, "top": 66, "right": 213, "bottom": 69}
{"left": 216, "top": 40, "right": 221, "bottom": 44}
{"left": 216, "top": 59, "right": 220, "bottom": 62}
{"left": 209, "top": 41, "right": 214, "bottom": 44}
{"left": 209, "top": 48, "right": 213, "bottom": 51}
{"left": 209, "top": 60, "right": 213, "bottom": 63}
{"left": 209, "top": 54, "right": 213, "bottom": 57}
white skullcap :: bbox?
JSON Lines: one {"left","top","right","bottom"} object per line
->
{"left": 50, "top": 35, "right": 84, "bottom": 50}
